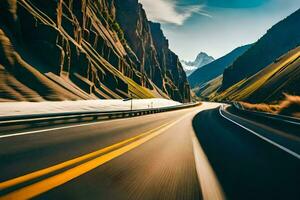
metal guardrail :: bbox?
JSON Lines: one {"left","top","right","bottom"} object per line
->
{"left": 232, "top": 102, "right": 300, "bottom": 126}
{"left": 0, "top": 102, "right": 201, "bottom": 127}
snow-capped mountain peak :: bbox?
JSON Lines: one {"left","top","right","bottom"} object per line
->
{"left": 181, "top": 52, "right": 214, "bottom": 76}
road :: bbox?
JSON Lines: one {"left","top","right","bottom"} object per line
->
{"left": 0, "top": 102, "right": 299, "bottom": 200}
{"left": 193, "top": 105, "right": 300, "bottom": 200}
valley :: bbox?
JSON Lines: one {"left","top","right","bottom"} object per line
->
{"left": 0, "top": 1, "right": 299, "bottom": 200}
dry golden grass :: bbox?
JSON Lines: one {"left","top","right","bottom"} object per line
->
{"left": 239, "top": 102, "right": 280, "bottom": 113}
{"left": 278, "top": 94, "right": 300, "bottom": 117}
{"left": 125, "top": 77, "right": 155, "bottom": 99}
{"left": 239, "top": 94, "right": 300, "bottom": 118}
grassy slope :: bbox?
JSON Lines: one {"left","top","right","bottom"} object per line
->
{"left": 213, "top": 46, "right": 300, "bottom": 103}
{"left": 125, "top": 77, "right": 155, "bottom": 99}
{"left": 192, "top": 75, "right": 223, "bottom": 100}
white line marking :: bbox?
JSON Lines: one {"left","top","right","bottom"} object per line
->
{"left": 0, "top": 107, "right": 193, "bottom": 139}
{"left": 192, "top": 134, "right": 225, "bottom": 200}
{"left": 235, "top": 106, "right": 300, "bottom": 126}
{"left": 263, "top": 115, "right": 300, "bottom": 126}
{"left": 0, "top": 106, "right": 197, "bottom": 139}
{"left": 0, "top": 117, "right": 134, "bottom": 139}
{"left": 219, "top": 106, "right": 300, "bottom": 160}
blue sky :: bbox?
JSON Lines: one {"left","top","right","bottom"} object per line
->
{"left": 139, "top": 0, "right": 300, "bottom": 60}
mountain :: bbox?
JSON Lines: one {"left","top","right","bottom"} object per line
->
{"left": 221, "top": 8, "right": 300, "bottom": 91}
{"left": 188, "top": 44, "right": 252, "bottom": 89}
{"left": 181, "top": 52, "right": 214, "bottom": 76}
{"left": 0, "top": 0, "right": 190, "bottom": 102}
{"left": 213, "top": 45, "right": 300, "bottom": 103}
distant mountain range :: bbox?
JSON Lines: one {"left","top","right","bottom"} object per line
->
{"left": 181, "top": 52, "right": 214, "bottom": 76}
{"left": 188, "top": 44, "right": 252, "bottom": 89}
{"left": 195, "top": 8, "right": 300, "bottom": 103}
{"left": 0, "top": 0, "right": 190, "bottom": 102}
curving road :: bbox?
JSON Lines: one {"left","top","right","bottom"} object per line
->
{"left": 0, "top": 102, "right": 299, "bottom": 200}
{"left": 193, "top": 105, "right": 300, "bottom": 200}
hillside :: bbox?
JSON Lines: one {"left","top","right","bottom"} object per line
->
{"left": 0, "top": 0, "right": 190, "bottom": 102}
{"left": 192, "top": 75, "right": 223, "bottom": 100}
{"left": 214, "top": 46, "right": 300, "bottom": 103}
{"left": 181, "top": 52, "right": 214, "bottom": 76}
{"left": 222, "top": 8, "right": 300, "bottom": 90}
{"left": 188, "top": 44, "right": 251, "bottom": 89}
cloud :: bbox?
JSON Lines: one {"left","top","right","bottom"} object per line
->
{"left": 139, "top": 0, "right": 210, "bottom": 25}
{"left": 203, "top": 0, "right": 269, "bottom": 8}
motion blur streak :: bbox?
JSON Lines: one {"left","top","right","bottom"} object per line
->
{"left": 0, "top": 122, "right": 170, "bottom": 190}
{"left": 1, "top": 115, "right": 190, "bottom": 199}
{"left": 192, "top": 134, "right": 225, "bottom": 200}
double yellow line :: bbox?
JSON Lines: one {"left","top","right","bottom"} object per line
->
{"left": 0, "top": 121, "right": 177, "bottom": 200}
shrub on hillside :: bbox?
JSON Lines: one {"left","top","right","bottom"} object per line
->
{"left": 239, "top": 102, "right": 279, "bottom": 113}
{"left": 277, "top": 94, "right": 300, "bottom": 117}
{"left": 239, "top": 94, "right": 300, "bottom": 118}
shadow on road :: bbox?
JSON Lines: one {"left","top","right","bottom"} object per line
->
{"left": 191, "top": 107, "right": 300, "bottom": 200}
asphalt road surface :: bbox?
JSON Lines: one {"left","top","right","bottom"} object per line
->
{"left": 0, "top": 102, "right": 299, "bottom": 200}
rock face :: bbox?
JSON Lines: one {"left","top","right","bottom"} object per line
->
{"left": 181, "top": 52, "right": 214, "bottom": 76}
{"left": 0, "top": 0, "right": 190, "bottom": 102}
{"left": 149, "top": 22, "right": 190, "bottom": 101}
{"left": 221, "top": 8, "right": 300, "bottom": 91}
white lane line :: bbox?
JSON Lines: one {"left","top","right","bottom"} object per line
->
{"left": 262, "top": 115, "right": 300, "bottom": 126}
{"left": 219, "top": 106, "right": 300, "bottom": 160}
{"left": 0, "top": 117, "right": 137, "bottom": 139}
{"left": 237, "top": 107, "right": 300, "bottom": 126}
{"left": 192, "top": 134, "right": 225, "bottom": 200}
{"left": 0, "top": 108, "right": 191, "bottom": 139}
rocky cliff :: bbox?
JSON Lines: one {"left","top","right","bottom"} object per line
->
{"left": 0, "top": 0, "right": 190, "bottom": 102}
{"left": 149, "top": 22, "right": 190, "bottom": 101}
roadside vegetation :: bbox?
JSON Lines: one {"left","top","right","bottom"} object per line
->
{"left": 239, "top": 94, "right": 300, "bottom": 118}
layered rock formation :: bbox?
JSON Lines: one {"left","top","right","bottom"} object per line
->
{"left": 0, "top": 0, "right": 190, "bottom": 102}
{"left": 149, "top": 22, "right": 190, "bottom": 101}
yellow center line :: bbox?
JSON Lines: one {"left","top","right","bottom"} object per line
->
{"left": 0, "top": 122, "right": 170, "bottom": 191}
{"left": 0, "top": 117, "right": 184, "bottom": 200}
